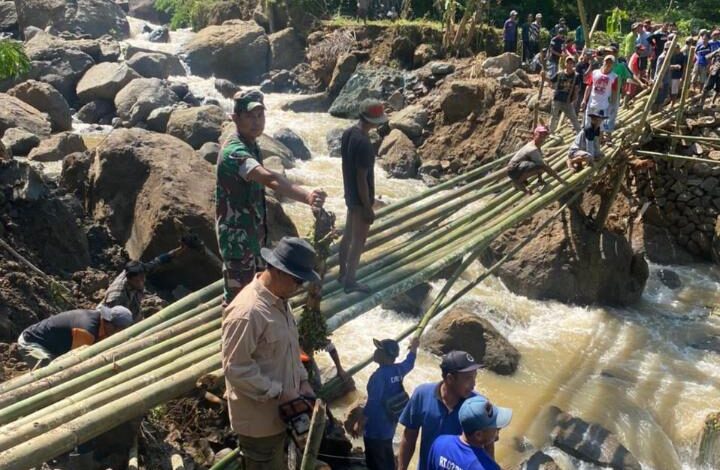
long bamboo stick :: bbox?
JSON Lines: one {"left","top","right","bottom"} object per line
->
{"left": 300, "top": 400, "right": 327, "bottom": 470}
{"left": 635, "top": 150, "right": 720, "bottom": 166}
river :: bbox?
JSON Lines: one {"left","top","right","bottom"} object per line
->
{"left": 82, "top": 18, "right": 720, "bottom": 469}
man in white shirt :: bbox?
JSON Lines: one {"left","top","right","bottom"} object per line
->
{"left": 580, "top": 55, "right": 618, "bottom": 135}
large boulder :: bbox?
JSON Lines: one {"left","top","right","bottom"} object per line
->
{"left": 184, "top": 21, "right": 270, "bottom": 83}
{"left": 0, "top": 1, "right": 19, "bottom": 36}
{"left": 327, "top": 53, "right": 358, "bottom": 99}
{"left": 388, "top": 104, "right": 428, "bottom": 140}
{"left": 87, "top": 128, "right": 219, "bottom": 290}
{"left": 128, "top": 0, "right": 170, "bottom": 24}
{"left": 698, "top": 412, "right": 720, "bottom": 468}
{"left": 272, "top": 128, "right": 311, "bottom": 161}
{"left": 329, "top": 65, "right": 407, "bottom": 118}
{"left": 438, "top": 79, "right": 496, "bottom": 124}
{"left": 381, "top": 283, "right": 431, "bottom": 317}
{"left": 145, "top": 105, "right": 174, "bottom": 133}
{"left": 76, "top": 99, "right": 115, "bottom": 124}
{"left": 21, "top": 32, "right": 95, "bottom": 103}
{"left": 166, "top": 105, "right": 227, "bottom": 150}
{"left": 0, "top": 93, "right": 51, "bottom": 138}
{"left": 1, "top": 127, "right": 40, "bottom": 155}
{"left": 214, "top": 78, "right": 241, "bottom": 99}
{"left": 269, "top": 27, "right": 304, "bottom": 71}
{"left": 257, "top": 134, "right": 295, "bottom": 169}
{"left": 14, "top": 0, "right": 130, "bottom": 39}
{"left": 126, "top": 52, "right": 186, "bottom": 79}
{"left": 482, "top": 204, "right": 648, "bottom": 306}
{"left": 7, "top": 80, "right": 71, "bottom": 132}
{"left": 422, "top": 306, "right": 520, "bottom": 375}
{"left": 27, "top": 132, "right": 87, "bottom": 162}
{"left": 482, "top": 52, "right": 522, "bottom": 76}
{"left": 548, "top": 407, "right": 641, "bottom": 470}
{"left": 114, "top": 78, "right": 177, "bottom": 125}
{"left": 378, "top": 129, "right": 420, "bottom": 179}
{"left": 76, "top": 63, "right": 140, "bottom": 103}
{"left": 0, "top": 139, "right": 10, "bottom": 160}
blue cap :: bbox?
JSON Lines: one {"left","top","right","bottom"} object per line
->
{"left": 373, "top": 338, "right": 400, "bottom": 358}
{"left": 459, "top": 396, "right": 513, "bottom": 434}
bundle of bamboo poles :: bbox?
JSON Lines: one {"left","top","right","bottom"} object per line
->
{"left": 0, "top": 47, "right": 687, "bottom": 469}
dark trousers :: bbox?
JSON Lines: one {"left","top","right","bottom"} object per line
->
{"left": 504, "top": 39, "right": 516, "bottom": 54}
{"left": 364, "top": 437, "right": 395, "bottom": 470}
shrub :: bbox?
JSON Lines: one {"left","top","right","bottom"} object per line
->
{"left": 0, "top": 39, "right": 30, "bottom": 80}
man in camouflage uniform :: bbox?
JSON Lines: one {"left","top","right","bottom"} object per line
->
{"left": 216, "top": 90, "right": 326, "bottom": 304}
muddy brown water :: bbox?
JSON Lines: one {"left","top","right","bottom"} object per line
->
{"left": 30, "top": 17, "right": 715, "bottom": 469}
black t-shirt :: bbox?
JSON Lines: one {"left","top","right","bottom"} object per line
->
{"left": 549, "top": 36, "right": 564, "bottom": 63}
{"left": 551, "top": 70, "right": 577, "bottom": 102}
{"left": 341, "top": 125, "right": 375, "bottom": 207}
{"left": 576, "top": 61, "right": 590, "bottom": 90}
{"left": 651, "top": 32, "right": 668, "bottom": 57}
{"left": 22, "top": 309, "right": 101, "bottom": 356}
{"left": 670, "top": 52, "right": 685, "bottom": 79}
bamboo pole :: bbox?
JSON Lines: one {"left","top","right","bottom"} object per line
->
{"left": 300, "top": 400, "right": 327, "bottom": 470}
{"left": 589, "top": 14, "right": 601, "bottom": 42}
{"left": 675, "top": 45, "right": 695, "bottom": 134}
{"left": 576, "top": 0, "right": 590, "bottom": 48}
{"left": 0, "top": 355, "right": 221, "bottom": 470}
{"left": 128, "top": 436, "right": 139, "bottom": 470}
{"left": 209, "top": 449, "right": 240, "bottom": 470}
{"left": 171, "top": 453, "right": 185, "bottom": 470}
{"left": 635, "top": 150, "right": 720, "bottom": 166}
{"left": 651, "top": 132, "right": 720, "bottom": 144}
{"left": 0, "top": 280, "right": 223, "bottom": 396}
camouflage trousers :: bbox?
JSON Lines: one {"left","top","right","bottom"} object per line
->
{"left": 222, "top": 252, "right": 259, "bottom": 306}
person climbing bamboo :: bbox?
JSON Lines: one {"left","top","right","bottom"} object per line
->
{"left": 18, "top": 306, "right": 133, "bottom": 369}
{"left": 506, "top": 125, "right": 568, "bottom": 195}
{"left": 567, "top": 109, "right": 607, "bottom": 172}
{"left": 338, "top": 99, "right": 388, "bottom": 294}
{"left": 99, "top": 242, "right": 189, "bottom": 322}
{"left": 216, "top": 90, "right": 326, "bottom": 305}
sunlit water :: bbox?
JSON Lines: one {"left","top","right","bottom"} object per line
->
{"left": 38, "top": 17, "right": 720, "bottom": 469}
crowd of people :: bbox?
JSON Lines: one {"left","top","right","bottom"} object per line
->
{"left": 503, "top": 12, "right": 720, "bottom": 192}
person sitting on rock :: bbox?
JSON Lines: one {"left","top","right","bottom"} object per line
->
{"left": 99, "top": 242, "right": 188, "bottom": 322}
{"left": 506, "top": 125, "right": 568, "bottom": 195}
{"left": 216, "top": 89, "right": 326, "bottom": 306}
{"left": 354, "top": 337, "right": 419, "bottom": 470}
{"left": 427, "top": 396, "right": 512, "bottom": 470}
{"left": 397, "top": 351, "right": 492, "bottom": 470}
{"left": 17, "top": 306, "right": 133, "bottom": 368}
{"left": 567, "top": 109, "right": 607, "bottom": 172}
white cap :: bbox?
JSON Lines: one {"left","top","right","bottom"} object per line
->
{"left": 535, "top": 13, "right": 542, "bottom": 19}
{"left": 510, "top": 10, "right": 518, "bottom": 16}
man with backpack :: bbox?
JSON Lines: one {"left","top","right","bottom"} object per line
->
{"left": 355, "top": 337, "right": 419, "bottom": 469}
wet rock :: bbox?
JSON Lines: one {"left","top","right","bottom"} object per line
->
{"left": 422, "top": 306, "right": 520, "bottom": 375}
{"left": 114, "top": 78, "right": 177, "bottom": 125}
{"left": 266, "top": 195, "right": 299, "bottom": 244}
{"left": 145, "top": 105, "right": 173, "bottom": 133}
{"left": 22, "top": 32, "right": 95, "bottom": 103}
{"left": 430, "top": 61, "right": 455, "bottom": 76}
{"left": 269, "top": 27, "right": 304, "bottom": 71}
{"left": 378, "top": 129, "right": 419, "bottom": 179}
{"left": 60, "top": 150, "right": 92, "bottom": 195}
{"left": 548, "top": 406, "right": 641, "bottom": 470}
{"left": 1, "top": 128, "right": 40, "bottom": 156}
{"left": 439, "top": 79, "right": 496, "bottom": 124}
{"left": 512, "top": 451, "right": 560, "bottom": 470}
{"left": 76, "top": 62, "right": 141, "bottom": 103}
{"left": 76, "top": 99, "right": 115, "bottom": 124}
{"left": 259, "top": 69, "right": 295, "bottom": 93}
{"left": 484, "top": 204, "right": 649, "bottom": 306}
{"left": 326, "top": 127, "right": 344, "bottom": 158}
{"left": 7, "top": 80, "right": 72, "bottom": 132}
{"left": 87, "top": 128, "right": 219, "bottom": 290}
{"left": 272, "top": 128, "right": 311, "bottom": 161}
{"left": 257, "top": 134, "right": 295, "bottom": 169}
{"left": 280, "top": 92, "right": 331, "bottom": 113}
{"left": 327, "top": 53, "right": 358, "bottom": 98}
{"left": 126, "top": 52, "right": 186, "bottom": 79}
{"left": 0, "top": 139, "right": 9, "bottom": 160}
{"left": 413, "top": 43, "right": 439, "bottom": 67}
{"left": 657, "top": 268, "right": 682, "bottom": 289}
{"left": 184, "top": 21, "right": 270, "bottom": 83}
{"left": 0, "top": 93, "right": 51, "bottom": 138}
{"left": 713, "top": 216, "right": 720, "bottom": 263}
{"left": 198, "top": 141, "right": 220, "bottom": 164}
{"left": 388, "top": 104, "right": 428, "bottom": 140}
{"left": 128, "top": 0, "right": 170, "bottom": 24}
{"left": 329, "top": 65, "right": 407, "bottom": 118}
{"left": 14, "top": 0, "right": 130, "bottom": 39}
{"left": 482, "top": 52, "right": 521, "bottom": 76}
{"left": 28, "top": 132, "right": 87, "bottom": 162}
{"left": 0, "top": 1, "right": 19, "bottom": 36}
{"left": 166, "top": 105, "right": 227, "bottom": 150}
{"left": 168, "top": 81, "right": 190, "bottom": 100}
{"left": 381, "top": 282, "right": 431, "bottom": 316}
{"left": 214, "top": 78, "right": 241, "bottom": 99}
{"left": 148, "top": 25, "right": 170, "bottom": 43}
{"left": 698, "top": 411, "right": 720, "bottom": 468}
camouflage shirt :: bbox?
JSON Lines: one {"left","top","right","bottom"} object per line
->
{"left": 216, "top": 134, "right": 267, "bottom": 261}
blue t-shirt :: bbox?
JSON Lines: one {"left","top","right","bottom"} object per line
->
{"left": 503, "top": 19, "right": 517, "bottom": 42}
{"left": 428, "top": 435, "right": 501, "bottom": 470}
{"left": 399, "top": 382, "right": 480, "bottom": 470}
{"left": 697, "top": 43, "right": 710, "bottom": 67}
{"left": 364, "top": 351, "right": 417, "bottom": 440}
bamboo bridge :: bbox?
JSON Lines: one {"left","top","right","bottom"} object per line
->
{"left": 0, "top": 37, "right": 711, "bottom": 470}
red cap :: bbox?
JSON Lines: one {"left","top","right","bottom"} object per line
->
{"left": 534, "top": 125, "right": 550, "bottom": 135}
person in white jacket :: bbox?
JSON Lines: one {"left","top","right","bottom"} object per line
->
{"left": 568, "top": 108, "right": 607, "bottom": 172}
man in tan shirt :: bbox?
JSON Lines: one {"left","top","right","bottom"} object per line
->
{"left": 222, "top": 236, "right": 321, "bottom": 469}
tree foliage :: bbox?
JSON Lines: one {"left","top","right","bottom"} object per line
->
{"left": 0, "top": 39, "right": 30, "bottom": 81}
{"left": 154, "top": 0, "right": 209, "bottom": 29}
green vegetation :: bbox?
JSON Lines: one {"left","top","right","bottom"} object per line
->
{"left": 323, "top": 17, "right": 443, "bottom": 30}
{"left": 154, "top": 0, "right": 213, "bottom": 30}
{"left": 0, "top": 39, "right": 30, "bottom": 80}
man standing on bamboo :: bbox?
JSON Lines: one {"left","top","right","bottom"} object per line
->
{"left": 216, "top": 90, "right": 326, "bottom": 305}
{"left": 222, "top": 237, "right": 320, "bottom": 469}
{"left": 338, "top": 99, "right": 388, "bottom": 294}
{"left": 545, "top": 55, "right": 581, "bottom": 133}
